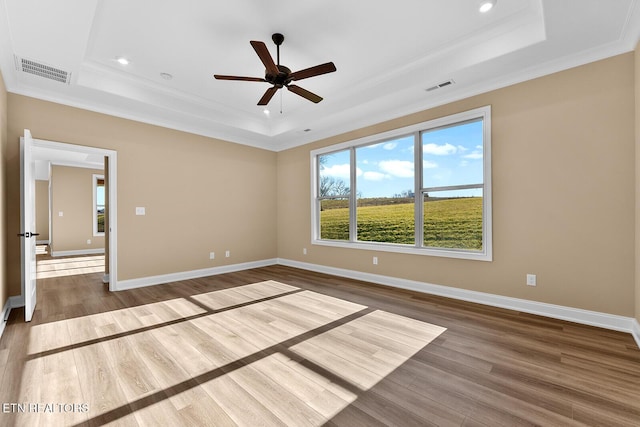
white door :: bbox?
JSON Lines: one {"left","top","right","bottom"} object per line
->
{"left": 20, "top": 129, "right": 37, "bottom": 322}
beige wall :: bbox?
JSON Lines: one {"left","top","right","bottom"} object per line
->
{"left": 35, "top": 180, "right": 49, "bottom": 242}
{"left": 50, "top": 166, "right": 104, "bottom": 252}
{"left": 636, "top": 42, "right": 640, "bottom": 324}
{"left": 2, "top": 52, "right": 637, "bottom": 320}
{"left": 6, "top": 96, "right": 278, "bottom": 295}
{"left": 0, "top": 71, "right": 6, "bottom": 311}
{"left": 278, "top": 53, "right": 636, "bottom": 317}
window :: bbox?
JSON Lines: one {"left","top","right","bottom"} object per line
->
{"left": 311, "top": 106, "right": 492, "bottom": 261}
{"left": 356, "top": 136, "right": 415, "bottom": 245}
{"left": 93, "top": 174, "right": 105, "bottom": 236}
{"left": 318, "top": 149, "right": 351, "bottom": 241}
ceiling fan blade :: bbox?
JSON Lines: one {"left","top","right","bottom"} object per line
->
{"left": 287, "top": 85, "right": 323, "bottom": 103}
{"left": 250, "top": 40, "right": 279, "bottom": 76}
{"left": 214, "top": 75, "right": 266, "bottom": 82}
{"left": 258, "top": 86, "right": 279, "bottom": 105}
{"left": 289, "top": 62, "right": 336, "bottom": 81}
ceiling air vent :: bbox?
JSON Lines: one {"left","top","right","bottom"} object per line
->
{"left": 425, "top": 79, "right": 455, "bottom": 92}
{"left": 15, "top": 56, "right": 70, "bottom": 84}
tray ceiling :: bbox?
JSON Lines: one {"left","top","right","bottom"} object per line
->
{"left": 1, "top": 0, "right": 639, "bottom": 151}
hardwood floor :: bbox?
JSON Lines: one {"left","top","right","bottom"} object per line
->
{"left": 0, "top": 253, "right": 639, "bottom": 426}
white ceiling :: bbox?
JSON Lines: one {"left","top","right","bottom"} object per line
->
{"left": 32, "top": 145, "right": 104, "bottom": 180}
{"left": 1, "top": 0, "right": 639, "bottom": 152}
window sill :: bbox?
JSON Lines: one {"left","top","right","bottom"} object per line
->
{"left": 312, "top": 239, "right": 492, "bottom": 261}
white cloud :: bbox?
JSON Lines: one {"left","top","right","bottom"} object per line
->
{"left": 476, "top": 145, "right": 483, "bottom": 150}
{"left": 463, "top": 152, "right": 483, "bottom": 160}
{"left": 423, "top": 160, "right": 438, "bottom": 169}
{"left": 321, "top": 164, "right": 350, "bottom": 179}
{"left": 383, "top": 142, "right": 398, "bottom": 150}
{"left": 459, "top": 160, "right": 469, "bottom": 167}
{"left": 363, "top": 171, "right": 388, "bottom": 181}
{"left": 379, "top": 160, "right": 414, "bottom": 178}
{"left": 423, "top": 143, "right": 458, "bottom": 155}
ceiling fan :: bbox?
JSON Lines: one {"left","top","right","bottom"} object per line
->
{"left": 214, "top": 33, "right": 336, "bottom": 106}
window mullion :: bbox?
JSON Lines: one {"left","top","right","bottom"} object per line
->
{"left": 422, "top": 183, "right": 484, "bottom": 193}
{"left": 349, "top": 147, "right": 357, "bottom": 242}
{"left": 414, "top": 131, "right": 423, "bottom": 248}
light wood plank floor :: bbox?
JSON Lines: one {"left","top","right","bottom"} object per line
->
{"left": 0, "top": 253, "right": 639, "bottom": 426}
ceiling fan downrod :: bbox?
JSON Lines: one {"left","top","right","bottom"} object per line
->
{"left": 272, "top": 33, "right": 284, "bottom": 65}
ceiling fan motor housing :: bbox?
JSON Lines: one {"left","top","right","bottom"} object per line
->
{"left": 267, "top": 65, "right": 292, "bottom": 88}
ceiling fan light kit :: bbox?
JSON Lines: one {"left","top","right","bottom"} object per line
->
{"left": 214, "top": 33, "right": 336, "bottom": 106}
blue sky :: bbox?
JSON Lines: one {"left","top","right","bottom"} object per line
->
{"left": 320, "top": 120, "right": 484, "bottom": 198}
{"left": 97, "top": 185, "right": 105, "bottom": 207}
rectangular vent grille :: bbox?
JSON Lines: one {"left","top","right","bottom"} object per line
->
{"left": 15, "top": 56, "right": 70, "bottom": 84}
{"left": 426, "top": 79, "right": 455, "bottom": 92}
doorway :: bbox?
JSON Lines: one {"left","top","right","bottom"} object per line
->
{"left": 21, "top": 135, "right": 118, "bottom": 316}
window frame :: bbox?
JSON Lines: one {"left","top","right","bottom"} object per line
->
{"left": 93, "top": 174, "right": 105, "bottom": 237}
{"left": 310, "top": 106, "right": 492, "bottom": 261}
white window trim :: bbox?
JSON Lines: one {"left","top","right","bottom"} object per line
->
{"left": 310, "top": 106, "right": 492, "bottom": 261}
{"left": 92, "top": 174, "right": 105, "bottom": 237}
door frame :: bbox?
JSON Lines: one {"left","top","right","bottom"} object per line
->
{"left": 26, "top": 137, "right": 118, "bottom": 292}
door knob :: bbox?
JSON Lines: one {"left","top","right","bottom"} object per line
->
{"left": 17, "top": 232, "right": 39, "bottom": 238}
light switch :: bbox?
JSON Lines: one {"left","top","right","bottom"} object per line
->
{"left": 58, "top": 211, "right": 63, "bottom": 217}
{"left": 135, "top": 207, "right": 146, "bottom": 216}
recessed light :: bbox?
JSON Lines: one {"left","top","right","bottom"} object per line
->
{"left": 263, "top": 109, "right": 270, "bottom": 116}
{"left": 160, "top": 72, "right": 173, "bottom": 80}
{"left": 479, "top": 0, "right": 496, "bottom": 13}
{"left": 116, "top": 56, "right": 129, "bottom": 65}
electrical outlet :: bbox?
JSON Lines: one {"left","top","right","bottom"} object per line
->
{"left": 209, "top": 252, "right": 215, "bottom": 260}
{"left": 526, "top": 274, "right": 537, "bottom": 286}
{"left": 87, "top": 239, "right": 91, "bottom": 245}
{"left": 225, "top": 250, "right": 230, "bottom": 258}
{"left": 373, "top": 256, "right": 378, "bottom": 265}
{"left": 303, "top": 248, "right": 307, "bottom": 255}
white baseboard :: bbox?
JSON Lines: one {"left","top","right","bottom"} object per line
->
{"left": 51, "top": 248, "right": 105, "bottom": 257}
{"left": 9, "top": 295, "right": 24, "bottom": 308}
{"left": 0, "top": 299, "right": 11, "bottom": 340}
{"left": 277, "top": 258, "right": 639, "bottom": 341}
{"left": 116, "top": 259, "right": 278, "bottom": 291}
{"left": 14, "top": 252, "right": 637, "bottom": 349}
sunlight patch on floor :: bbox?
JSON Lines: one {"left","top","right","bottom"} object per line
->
{"left": 291, "top": 310, "right": 446, "bottom": 389}
{"left": 19, "top": 280, "right": 446, "bottom": 426}
{"left": 36, "top": 255, "right": 105, "bottom": 279}
{"left": 191, "top": 280, "right": 299, "bottom": 311}
{"left": 27, "top": 297, "right": 207, "bottom": 355}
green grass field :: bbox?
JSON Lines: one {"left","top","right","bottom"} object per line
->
{"left": 320, "top": 197, "right": 483, "bottom": 250}
{"left": 97, "top": 213, "right": 105, "bottom": 233}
